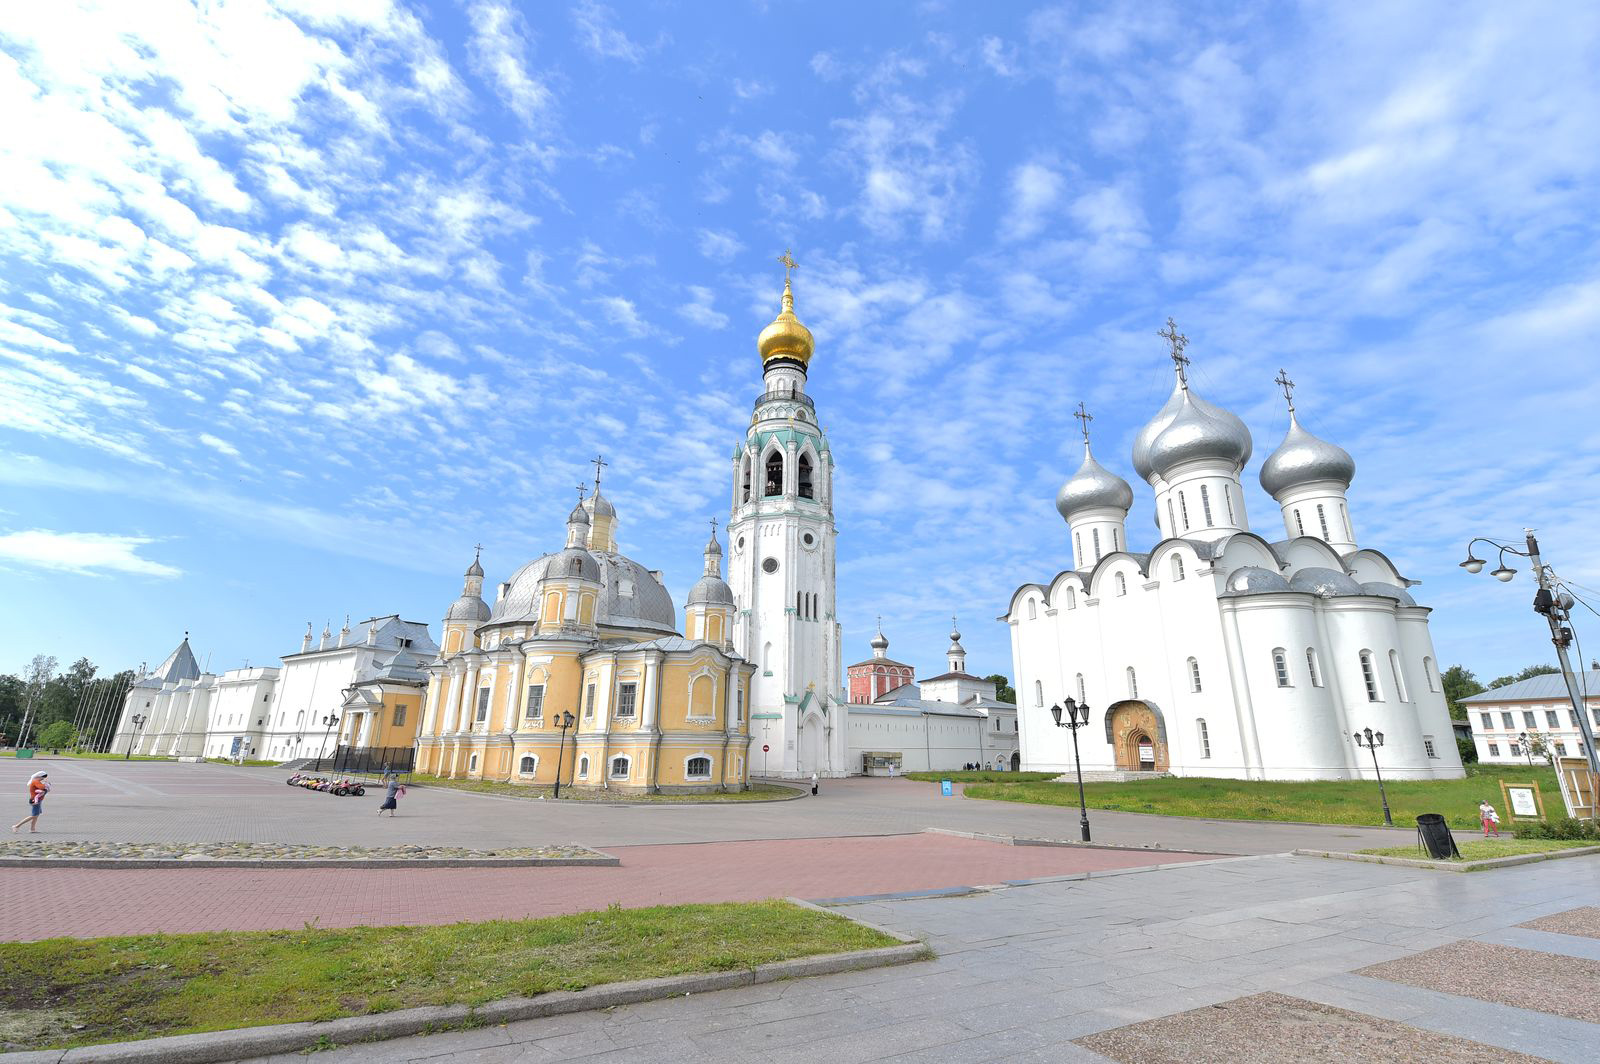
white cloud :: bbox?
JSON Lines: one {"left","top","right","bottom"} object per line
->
{"left": 0, "top": 530, "right": 181, "bottom": 578}
{"left": 198, "top": 432, "right": 241, "bottom": 458}
{"left": 594, "top": 295, "right": 648, "bottom": 337}
{"left": 697, "top": 228, "right": 743, "bottom": 261}
{"left": 572, "top": 1, "right": 645, "bottom": 63}
{"left": 679, "top": 286, "right": 729, "bottom": 330}
{"left": 1001, "top": 162, "right": 1064, "bottom": 241}
{"left": 466, "top": 0, "right": 552, "bottom": 127}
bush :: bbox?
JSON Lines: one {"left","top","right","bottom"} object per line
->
{"left": 37, "top": 721, "right": 76, "bottom": 750}
{"left": 1514, "top": 817, "right": 1600, "bottom": 841}
{"left": 1456, "top": 736, "right": 1478, "bottom": 764}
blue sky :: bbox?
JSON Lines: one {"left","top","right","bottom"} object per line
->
{"left": 2, "top": 2, "right": 1598, "bottom": 689}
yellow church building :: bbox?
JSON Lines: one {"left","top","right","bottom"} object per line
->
{"left": 414, "top": 479, "right": 755, "bottom": 794}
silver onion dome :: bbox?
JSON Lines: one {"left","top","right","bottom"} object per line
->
{"left": 1287, "top": 567, "right": 1364, "bottom": 598}
{"left": 869, "top": 629, "right": 889, "bottom": 650}
{"left": 1147, "top": 389, "right": 1253, "bottom": 480}
{"left": 687, "top": 573, "right": 735, "bottom": 606}
{"left": 584, "top": 491, "right": 616, "bottom": 519}
{"left": 1360, "top": 581, "right": 1417, "bottom": 606}
{"left": 1055, "top": 444, "right": 1134, "bottom": 522}
{"left": 1133, "top": 376, "right": 1253, "bottom": 482}
{"left": 445, "top": 594, "right": 491, "bottom": 622}
{"left": 1259, "top": 412, "right": 1355, "bottom": 498}
{"left": 1222, "top": 566, "right": 1290, "bottom": 596}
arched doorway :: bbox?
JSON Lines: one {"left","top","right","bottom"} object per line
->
{"left": 1104, "top": 700, "right": 1169, "bottom": 772}
{"left": 1010, "top": 751, "right": 1021, "bottom": 771}
{"left": 798, "top": 713, "right": 824, "bottom": 776}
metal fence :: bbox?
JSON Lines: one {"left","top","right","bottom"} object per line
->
{"left": 312, "top": 744, "right": 415, "bottom": 776}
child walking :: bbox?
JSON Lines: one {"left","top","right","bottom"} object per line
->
{"left": 11, "top": 771, "right": 49, "bottom": 833}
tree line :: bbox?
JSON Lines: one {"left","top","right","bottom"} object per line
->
{"left": 0, "top": 655, "right": 137, "bottom": 753}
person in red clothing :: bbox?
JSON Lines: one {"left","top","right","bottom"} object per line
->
{"left": 11, "top": 771, "right": 49, "bottom": 833}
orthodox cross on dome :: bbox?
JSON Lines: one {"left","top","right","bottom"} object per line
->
{"left": 1274, "top": 368, "right": 1296, "bottom": 414}
{"left": 709, "top": 516, "right": 718, "bottom": 535}
{"left": 1158, "top": 317, "right": 1190, "bottom": 387}
{"left": 575, "top": 483, "right": 587, "bottom": 501}
{"left": 473, "top": 543, "right": 483, "bottom": 562}
{"left": 1073, "top": 401, "right": 1093, "bottom": 445}
{"left": 876, "top": 614, "right": 882, "bottom": 632}
{"left": 590, "top": 454, "right": 608, "bottom": 493}
{"left": 778, "top": 248, "right": 798, "bottom": 282}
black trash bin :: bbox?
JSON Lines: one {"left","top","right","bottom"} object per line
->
{"left": 1416, "top": 813, "right": 1460, "bottom": 859}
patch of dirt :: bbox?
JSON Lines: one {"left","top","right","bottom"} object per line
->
{"left": 0, "top": 1006, "right": 79, "bottom": 1051}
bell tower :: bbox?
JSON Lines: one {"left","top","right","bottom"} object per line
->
{"left": 727, "top": 252, "right": 845, "bottom": 777}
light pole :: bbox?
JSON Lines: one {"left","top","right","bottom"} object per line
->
{"left": 1517, "top": 730, "right": 1535, "bottom": 771}
{"left": 553, "top": 710, "right": 575, "bottom": 798}
{"left": 1050, "top": 697, "right": 1093, "bottom": 842}
{"left": 1461, "top": 533, "right": 1600, "bottom": 784}
{"left": 318, "top": 713, "right": 339, "bottom": 770}
{"left": 124, "top": 713, "right": 147, "bottom": 760}
{"left": 1354, "top": 727, "right": 1393, "bottom": 827}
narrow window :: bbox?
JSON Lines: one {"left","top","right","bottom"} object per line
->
{"left": 1197, "top": 719, "right": 1211, "bottom": 758}
{"left": 1510, "top": 743, "right": 1521, "bottom": 757}
{"left": 1502, "top": 711, "right": 1514, "bottom": 729}
{"left": 1273, "top": 649, "right": 1290, "bottom": 688}
{"left": 475, "top": 688, "right": 490, "bottom": 721}
{"left": 1200, "top": 484, "right": 1214, "bottom": 526}
{"left": 468, "top": 754, "right": 478, "bottom": 771}
{"left": 1341, "top": 503, "right": 1352, "bottom": 540}
{"left": 578, "top": 755, "right": 590, "bottom": 778}
{"left": 1360, "top": 651, "right": 1380, "bottom": 701}
{"left": 1112, "top": 528, "right": 1120, "bottom": 552}
{"left": 1316, "top": 504, "right": 1331, "bottom": 540}
{"left": 1178, "top": 491, "right": 1190, "bottom": 530}
{"left": 1480, "top": 712, "right": 1492, "bottom": 730}
{"left": 741, "top": 455, "right": 752, "bottom": 502}
{"left": 1390, "top": 652, "right": 1408, "bottom": 701}
{"left": 797, "top": 453, "right": 814, "bottom": 499}
{"left": 1076, "top": 673, "right": 1086, "bottom": 702}
{"left": 736, "top": 687, "right": 743, "bottom": 721}
{"left": 764, "top": 451, "right": 784, "bottom": 496}
{"left": 1188, "top": 657, "right": 1202, "bottom": 693}
{"left": 1172, "top": 555, "right": 1185, "bottom": 582}
{"left": 1028, "top": 600, "right": 1037, "bottom": 620}
{"left": 1522, "top": 710, "right": 1535, "bottom": 728}
{"left": 1225, "top": 485, "right": 1236, "bottom": 523}
{"left": 1166, "top": 498, "right": 1177, "bottom": 535}
{"left": 686, "top": 756, "right": 711, "bottom": 778}
{"left": 519, "top": 755, "right": 536, "bottom": 775}
{"left": 796, "top": 591, "right": 802, "bottom": 616}
{"left": 584, "top": 682, "right": 596, "bottom": 718}
{"left": 1294, "top": 509, "right": 1305, "bottom": 536}
{"left": 1555, "top": 740, "right": 1568, "bottom": 756}
{"left": 525, "top": 684, "right": 545, "bottom": 719}
{"left": 1075, "top": 531, "right": 1083, "bottom": 562}
{"left": 392, "top": 704, "right": 406, "bottom": 727}
{"left": 1546, "top": 709, "right": 1559, "bottom": 729}
{"left": 610, "top": 756, "right": 630, "bottom": 779}
{"left": 616, "top": 682, "right": 637, "bottom": 717}
{"left": 1092, "top": 528, "right": 1102, "bottom": 562}
{"left": 1488, "top": 743, "right": 1499, "bottom": 757}
{"left": 1126, "top": 667, "right": 1138, "bottom": 699}
{"left": 1034, "top": 680, "right": 1043, "bottom": 706}
{"left": 1424, "top": 657, "right": 1437, "bottom": 692}
{"left": 1424, "top": 737, "right": 1438, "bottom": 759}
{"left": 1571, "top": 710, "right": 1581, "bottom": 728}
{"left": 1115, "top": 572, "right": 1127, "bottom": 596}
{"left": 1065, "top": 587, "right": 1076, "bottom": 609}
{"left": 1306, "top": 648, "right": 1322, "bottom": 687}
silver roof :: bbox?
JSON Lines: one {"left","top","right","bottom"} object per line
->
{"left": 1287, "top": 566, "right": 1364, "bottom": 597}
{"left": 687, "top": 574, "right": 734, "bottom": 606}
{"left": 584, "top": 491, "right": 616, "bottom": 519}
{"left": 1056, "top": 443, "right": 1134, "bottom": 521}
{"left": 1221, "top": 566, "right": 1291, "bottom": 596}
{"left": 445, "top": 595, "right": 491, "bottom": 622}
{"left": 1360, "top": 581, "right": 1417, "bottom": 606}
{"left": 1260, "top": 411, "right": 1355, "bottom": 497}
{"left": 1461, "top": 669, "right": 1600, "bottom": 704}
{"left": 1133, "top": 374, "right": 1252, "bottom": 482}
{"left": 488, "top": 549, "right": 677, "bottom": 633}
{"left": 1147, "top": 388, "right": 1253, "bottom": 479}
{"left": 132, "top": 637, "right": 201, "bottom": 689}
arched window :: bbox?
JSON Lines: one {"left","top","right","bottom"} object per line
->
{"left": 1389, "top": 650, "right": 1409, "bottom": 702}
{"left": 1076, "top": 673, "right": 1086, "bottom": 702}
{"left": 578, "top": 755, "right": 590, "bottom": 778}
{"left": 1306, "top": 648, "right": 1322, "bottom": 687}
{"left": 686, "top": 756, "right": 712, "bottom": 779}
{"left": 1317, "top": 503, "right": 1331, "bottom": 540}
{"left": 1092, "top": 528, "right": 1102, "bottom": 562}
{"left": 1034, "top": 680, "right": 1043, "bottom": 706}
{"left": 1172, "top": 555, "right": 1185, "bottom": 582}
{"left": 797, "top": 453, "right": 814, "bottom": 499}
{"left": 741, "top": 454, "right": 752, "bottom": 502}
{"left": 519, "top": 755, "right": 537, "bottom": 775}
{"left": 764, "top": 451, "right": 784, "bottom": 496}
{"left": 610, "top": 755, "right": 631, "bottom": 779}
{"left": 1200, "top": 484, "right": 1214, "bottom": 526}
{"left": 1027, "top": 600, "right": 1037, "bottom": 620}
{"left": 1424, "top": 656, "right": 1437, "bottom": 692}
{"left": 1074, "top": 531, "right": 1083, "bottom": 561}
{"left": 1294, "top": 509, "right": 1306, "bottom": 536}
{"left": 1065, "top": 587, "right": 1076, "bottom": 609}
{"left": 1114, "top": 572, "right": 1127, "bottom": 596}
{"left": 1360, "top": 651, "right": 1380, "bottom": 701}
{"left": 1188, "top": 657, "right": 1202, "bottom": 693}
{"left": 1178, "top": 491, "right": 1190, "bottom": 531}
{"left": 1272, "top": 649, "right": 1290, "bottom": 687}
{"left": 1196, "top": 718, "right": 1211, "bottom": 758}
{"left": 1126, "top": 667, "right": 1138, "bottom": 699}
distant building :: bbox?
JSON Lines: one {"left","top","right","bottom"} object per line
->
{"left": 847, "top": 624, "right": 914, "bottom": 702}
{"left": 1462, "top": 670, "right": 1600, "bottom": 765}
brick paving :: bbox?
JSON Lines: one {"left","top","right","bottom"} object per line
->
{"left": 0, "top": 832, "right": 1216, "bottom": 941}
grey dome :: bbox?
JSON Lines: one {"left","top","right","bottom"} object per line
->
{"left": 1133, "top": 377, "right": 1253, "bottom": 482}
{"left": 1056, "top": 445, "right": 1134, "bottom": 522}
{"left": 687, "top": 574, "right": 734, "bottom": 606}
{"left": 568, "top": 501, "right": 591, "bottom": 525}
{"left": 869, "top": 630, "right": 889, "bottom": 650}
{"left": 1147, "top": 389, "right": 1253, "bottom": 480}
{"left": 445, "top": 594, "right": 491, "bottom": 622}
{"left": 1360, "top": 581, "right": 1416, "bottom": 606}
{"left": 584, "top": 491, "right": 616, "bottom": 519}
{"left": 1223, "top": 566, "right": 1290, "bottom": 596}
{"left": 489, "top": 550, "right": 677, "bottom": 632}
{"left": 549, "top": 546, "right": 601, "bottom": 582}
{"left": 1288, "top": 566, "right": 1364, "bottom": 598}
{"left": 465, "top": 555, "right": 484, "bottom": 578}
{"left": 1260, "top": 413, "right": 1355, "bottom": 497}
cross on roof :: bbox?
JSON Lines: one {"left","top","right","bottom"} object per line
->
{"left": 590, "top": 454, "right": 607, "bottom": 491}
{"left": 576, "top": 483, "right": 587, "bottom": 501}
{"left": 1158, "top": 317, "right": 1190, "bottom": 385}
{"left": 778, "top": 248, "right": 798, "bottom": 283}
{"left": 1073, "top": 401, "right": 1093, "bottom": 445}
{"left": 473, "top": 543, "right": 483, "bottom": 561}
{"left": 709, "top": 516, "right": 718, "bottom": 535}
{"left": 1274, "top": 368, "right": 1296, "bottom": 413}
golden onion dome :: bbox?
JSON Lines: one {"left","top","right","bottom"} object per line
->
{"left": 757, "top": 277, "right": 814, "bottom": 365}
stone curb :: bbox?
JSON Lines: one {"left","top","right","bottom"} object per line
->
{"left": 408, "top": 781, "right": 809, "bottom": 806}
{"left": 956, "top": 790, "right": 1437, "bottom": 833}
{"left": 0, "top": 853, "right": 619, "bottom": 870}
{"left": 920, "top": 825, "right": 1225, "bottom": 857}
{"left": 1292, "top": 844, "right": 1600, "bottom": 872}
{"left": 1, "top": 914, "right": 929, "bottom": 1063}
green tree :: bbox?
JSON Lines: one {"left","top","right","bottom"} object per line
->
{"left": 1456, "top": 735, "right": 1478, "bottom": 764}
{"left": 39, "top": 656, "right": 96, "bottom": 727}
{"left": 1488, "top": 663, "right": 1561, "bottom": 690}
{"left": 983, "top": 674, "right": 1016, "bottom": 704}
{"left": 37, "top": 720, "right": 75, "bottom": 750}
{"left": 1440, "top": 665, "right": 1484, "bottom": 721}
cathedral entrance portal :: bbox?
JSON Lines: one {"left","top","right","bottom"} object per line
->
{"left": 798, "top": 714, "right": 824, "bottom": 776}
{"left": 1105, "top": 700, "right": 1169, "bottom": 773}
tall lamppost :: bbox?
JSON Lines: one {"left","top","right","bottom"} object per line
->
{"left": 124, "top": 713, "right": 147, "bottom": 760}
{"left": 1461, "top": 532, "right": 1600, "bottom": 782}
{"left": 1517, "top": 730, "right": 1536, "bottom": 771}
{"left": 552, "top": 710, "right": 575, "bottom": 798}
{"left": 1354, "top": 727, "right": 1393, "bottom": 827}
{"left": 318, "top": 713, "right": 339, "bottom": 770}
{"left": 1050, "top": 697, "right": 1093, "bottom": 842}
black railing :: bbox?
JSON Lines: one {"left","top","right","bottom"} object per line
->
{"left": 313, "top": 744, "right": 415, "bottom": 777}
{"left": 752, "top": 390, "right": 815, "bottom": 412}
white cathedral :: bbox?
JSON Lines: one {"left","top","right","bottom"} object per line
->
{"left": 1005, "top": 324, "right": 1463, "bottom": 781}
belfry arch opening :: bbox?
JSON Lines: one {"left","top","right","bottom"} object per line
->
{"left": 741, "top": 454, "right": 752, "bottom": 502}
{"left": 797, "top": 453, "right": 814, "bottom": 499}
{"left": 764, "top": 451, "right": 784, "bottom": 497}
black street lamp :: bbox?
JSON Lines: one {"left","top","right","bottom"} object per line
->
{"left": 318, "top": 713, "right": 339, "bottom": 770}
{"left": 552, "top": 710, "right": 576, "bottom": 799}
{"left": 1353, "top": 727, "right": 1393, "bottom": 827}
{"left": 124, "top": 713, "right": 147, "bottom": 760}
{"left": 1050, "top": 697, "right": 1093, "bottom": 842}
{"left": 1517, "top": 730, "right": 1535, "bottom": 770}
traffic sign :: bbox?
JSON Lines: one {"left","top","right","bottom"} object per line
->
{"left": 762, "top": 744, "right": 770, "bottom": 752}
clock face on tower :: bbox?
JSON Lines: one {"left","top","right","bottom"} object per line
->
{"left": 762, "top": 557, "right": 779, "bottom": 573}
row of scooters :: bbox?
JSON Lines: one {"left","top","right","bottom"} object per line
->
{"left": 285, "top": 773, "right": 366, "bottom": 797}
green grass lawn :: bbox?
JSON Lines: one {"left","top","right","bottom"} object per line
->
{"left": 409, "top": 773, "right": 802, "bottom": 802}
{"left": 204, "top": 758, "right": 279, "bottom": 767}
{"left": 1358, "top": 837, "right": 1596, "bottom": 860}
{"left": 963, "top": 764, "right": 1562, "bottom": 829}
{"left": 0, "top": 900, "right": 904, "bottom": 1051}
{"left": 904, "top": 770, "right": 1059, "bottom": 784}
{"left": 30, "top": 751, "right": 175, "bottom": 761}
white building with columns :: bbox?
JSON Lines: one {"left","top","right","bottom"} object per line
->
{"left": 1004, "top": 331, "right": 1463, "bottom": 782}
{"left": 726, "top": 261, "right": 847, "bottom": 778}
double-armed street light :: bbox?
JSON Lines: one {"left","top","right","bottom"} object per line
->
{"left": 1517, "top": 730, "right": 1536, "bottom": 770}
{"left": 1050, "top": 697, "right": 1094, "bottom": 842}
{"left": 552, "top": 710, "right": 576, "bottom": 798}
{"left": 318, "top": 713, "right": 339, "bottom": 770}
{"left": 124, "top": 713, "right": 147, "bottom": 760}
{"left": 1461, "top": 531, "right": 1600, "bottom": 782}
{"left": 1353, "top": 727, "right": 1393, "bottom": 827}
